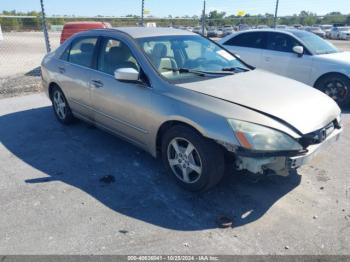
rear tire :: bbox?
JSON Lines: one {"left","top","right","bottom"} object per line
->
{"left": 315, "top": 74, "right": 350, "bottom": 107}
{"left": 51, "top": 86, "right": 75, "bottom": 125}
{"left": 161, "top": 125, "right": 225, "bottom": 192}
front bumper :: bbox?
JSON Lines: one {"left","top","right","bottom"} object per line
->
{"left": 288, "top": 127, "right": 342, "bottom": 169}
{"left": 234, "top": 127, "right": 342, "bottom": 176}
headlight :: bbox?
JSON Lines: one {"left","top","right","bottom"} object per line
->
{"left": 228, "top": 119, "right": 302, "bottom": 151}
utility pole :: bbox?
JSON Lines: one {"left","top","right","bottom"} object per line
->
{"left": 273, "top": 0, "right": 280, "bottom": 28}
{"left": 141, "top": 0, "right": 145, "bottom": 27}
{"left": 40, "top": 0, "right": 51, "bottom": 52}
{"left": 201, "top": 0, "right": 206, "bottom": 36}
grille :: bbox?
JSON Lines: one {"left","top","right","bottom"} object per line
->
{"left": 299, "top": 121, "right": 335, "bottom": 148}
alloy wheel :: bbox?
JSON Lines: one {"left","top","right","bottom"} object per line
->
{"left": 167, "top": 137, "right": 202, "bottom": 184}
{"left": 324, "top": 80, "right": 348, "bottom": 103}
{"left": 53, "top": 90, "right": 67, "bottom": 120}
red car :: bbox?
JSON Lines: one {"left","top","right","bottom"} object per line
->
{"left": 60, "top": 21, "right": 112, "bottom": 44}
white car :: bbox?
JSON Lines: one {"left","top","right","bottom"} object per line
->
{"left": 320, "top": 24, "right": 333, "bottom": 38}
{"left": 219, "top": 29, "right": 350, "bottom": 106}
{"left": 329, "top": 26, "right": 350, "bottom": 40}
{"left": 337, "top": 27, "right": 350, "bottom": 40}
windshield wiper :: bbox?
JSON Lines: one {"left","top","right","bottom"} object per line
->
{"left": 162, "top": 67, "right": 205, "bottom": 76}
{"left": 162, "top": 67, "right": 234, "bottom": 76}
{"left": 221, "top": 66, "right": 249, "bottom": 73}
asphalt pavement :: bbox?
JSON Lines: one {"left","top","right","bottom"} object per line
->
{"left": 0, "top": 94, "right": 349, "bottom": 254}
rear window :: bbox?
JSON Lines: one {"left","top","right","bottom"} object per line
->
{"left": 68, "top": 37, "right": 98, "bottom": 68}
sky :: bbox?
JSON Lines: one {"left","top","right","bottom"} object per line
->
{"left": 2, "top": 0, "right": 350, "bottom": 17}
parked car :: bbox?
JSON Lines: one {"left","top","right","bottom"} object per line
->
{"left": 238, "top": 24, "right": 251, "bottom": 31}
{"left": 41, "top": 27, "right": 342, "bottom": 191}
{"left": 207, "top": 27, "right": 223, "bottom": 37}
{"left": 222, "top": 26, "right": 234, "bottom": 37}
{"left": 257, "top": 25, "right": 269, "bottom": 29}
{"left": 193, "top": 26, "right": 207, "bottom": 36}
{"left": 320, "top": 25, "right": 333, "bottom": 38}
{"left": 219, "top": 29, "right": 350, "bottom": 106}
{"left": 337, "top": 27, "right": 350, "bottom": 40}
{"left": 304, "top": 26, "right": 326, "bottom": 38}
{"left": 60, "top": 21, "right": 111, "bottom": 44}
{"left": 276, "top": 25, "right": 288, "bottom": 29}
{"left": 329, "top": 26, "right": 350, "bottom": 40}
{"left": 293, "top": 24, "right": 303, "bottom": 29}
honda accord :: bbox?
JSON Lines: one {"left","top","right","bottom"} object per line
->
{"left": 41, "top": 27, "right": 342, "bottom": 191}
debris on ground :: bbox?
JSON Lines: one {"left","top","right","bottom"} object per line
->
{"left": 285, "top": 246, "right": 290, "bottom": 250}
{"left": 217, "top": 215, "right": 233, "bottom": 228}
{"left": 313, "top": 215, "right": 318, "bottom": 219}
{"left": 0, "top": 74, "right": 42, "bottom": 98}
{"left": 119, "top": 230, "right": 128, "bottom": 234}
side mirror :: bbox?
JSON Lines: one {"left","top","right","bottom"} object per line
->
{"left": 114, "top": 68, "right": 139, "bottom": 82}
{"left": 293, "top": 46, "right": 304, "bottom": 57}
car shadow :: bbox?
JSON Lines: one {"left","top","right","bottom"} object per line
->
{"left": 341, "top": 104, "right": 350, "bottom": 114}
{"left": 0, "top": 106, "right": 301, "bottom": 230}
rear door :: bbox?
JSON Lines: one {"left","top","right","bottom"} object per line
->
{"left": 222, "top": 32, "right": 266, "bottom": 67}
{"left": 57, "top": 36, "right": 98, "bottom": 119}
{"left": 261, "top": 32, "right": 313, "bottom": 84}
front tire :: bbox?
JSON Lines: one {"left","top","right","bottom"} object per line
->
{"left": 315, "top": 74, "right": 350, "bottom": 107}
{"left": 161, "top": 125, "right": 225, "bottom": 192}
{"left": 51, "top": 86, "right": 75, "bottom": 124}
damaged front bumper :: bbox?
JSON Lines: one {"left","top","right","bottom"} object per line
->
{"left": 233, "top": 127, "right": 342, "bottom": 176}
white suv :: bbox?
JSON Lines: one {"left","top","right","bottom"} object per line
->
{"left": 219, "top": 29, "right": 350, "bottom": 106}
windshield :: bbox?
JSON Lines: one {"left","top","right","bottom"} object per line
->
{"left": 137, "top": 35, "right": 249, "bottom": 82}
{"left": 292, "top": 31, "right": 339, "bottom": 55}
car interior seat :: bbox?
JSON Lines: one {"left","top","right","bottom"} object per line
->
{"left": 151, "top": 43, "right": 178, "bottom": 74}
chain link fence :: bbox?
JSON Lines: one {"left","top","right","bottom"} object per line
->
{"left": 0, "top": 16, "right": 61, "bottom": 79}
{"left": 0, "top": 6, "right": 350, "bottom": 81}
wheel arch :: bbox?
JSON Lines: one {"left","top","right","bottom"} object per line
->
{"left": 155, "top": 120, "right": 206, "bottom": 158}
{"left": 314, "top": 72, "right": 350, "bottom": 88}
{"left": 48, "top": 82, "right": 61, "bottom": 100}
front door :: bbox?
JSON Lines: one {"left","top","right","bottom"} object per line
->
{"left": 89, "top": 37, "right": 152, "bottom": 147}
{"left": 261, "top": 32, "right": 312, "bottom": 84}
{"left": 223, "top": 31, "right": 266, "bottom": 67}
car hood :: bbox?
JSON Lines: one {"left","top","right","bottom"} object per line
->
{"left": 318, "top": 51, "right": 350, "bottom": 64}
{"left": 176, "top": 69, "right": 340, "bottom": 135}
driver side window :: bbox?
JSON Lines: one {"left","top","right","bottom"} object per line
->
{"left": 267, "top": 33, "right": 301, "bottom": 53}
{"left": 97, "top": 38, "right": 139, "bottom": 75}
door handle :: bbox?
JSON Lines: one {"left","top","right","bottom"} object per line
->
{"left": 91, "top": 80, "right": 104, "bottom": 88}
{"left": 58, "top": 67, "right": 65, "bottom": 74}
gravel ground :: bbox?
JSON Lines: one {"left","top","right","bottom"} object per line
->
{"left": 0, "top": 70, "right": 42, "bottom": 98}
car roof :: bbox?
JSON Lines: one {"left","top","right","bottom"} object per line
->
{"left": 104, "top": 27, "right": 197, "bottom": 38}
{"left": 234, "top": 28, "right": 299, "bottom": 34}
{"left": 231, "top": 28, "right": 316, "bottom": 38}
